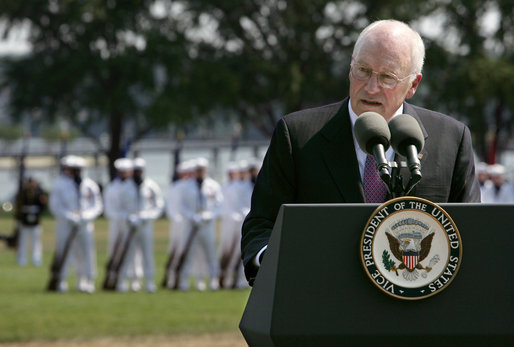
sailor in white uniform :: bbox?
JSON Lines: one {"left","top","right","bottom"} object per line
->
{"left": 49, "top": 155, "right": 103, "bottom": 293}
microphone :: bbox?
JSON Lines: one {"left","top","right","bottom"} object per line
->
{"left": 389, "top": 114, "right": 424, "bottom": 176}
{"left": 389, "top": 114, "right": 424, "bottom": 194}
{"left": 354, "top": 111, "right": 392, "bottom": 183}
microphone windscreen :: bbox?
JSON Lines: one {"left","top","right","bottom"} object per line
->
{"left": 354, "top": 112, "right": 391, "bottom": 155}
{"left": 389, "top": 114, "right": 424, "bottom": 155}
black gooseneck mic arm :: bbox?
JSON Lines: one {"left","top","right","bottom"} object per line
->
{"left": 372, "top": 144, "right": 392, "bottom": 193}
{"left": 403, "top": 144, "right": 422, "bottom": 195}
{"left": 389, "top": 114, "right": 425, "bottom": 197}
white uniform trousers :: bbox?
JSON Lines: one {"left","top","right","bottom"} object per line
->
{"left": 56, "top": 221, "right": 96, "bottom": 282}
{"left": 165, "top": 217, "right": 184, "bottom": 288}
{"left": 17, "top": 223, "right": 42, "bottom": 266}
{"left": 119, "top": 221, "right": 155, "bottom": 288}
{"left": 109, "top": 219, "right": 143, "bottom": 284}
{"left": 179, "top": 220, "right": 219, "bottom": 290}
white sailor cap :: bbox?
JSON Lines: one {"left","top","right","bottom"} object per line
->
{"left": 133, "top": 158, "right": 146, "bottom": 169}
{"left": 238, "top": 160, "right": 249, "bottom": 171}
{"left": 176, "top": 160, "right": 193, "bottom": 174}
{"left": 60, "top": 155, "right": 73, "bottom": 167}
{"left": 226, "top": 162, "right": 239, "bottom": 173}
{"left": 114, "top": 158, "right": 134, "bottom": 171}
{"left": 476, "top": 162, "right": 489, "bottom": 174}
{"left": 195, "top": 157, "right": 209, "bottom": 169}
{"left": 60, "top": 155, "right": 86, "bottom": 169}
{"left": 488, "top": 164, "right": 506, "bottom": 177}
{"left": 248, "top": 157, "right": 261, "bottom": 170}
{"left": 176, "top": 161, "right": 187, "bottom": 174}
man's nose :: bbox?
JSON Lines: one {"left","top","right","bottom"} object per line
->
{"left": 364, "top": 72, "right": 381, "bottom": 93}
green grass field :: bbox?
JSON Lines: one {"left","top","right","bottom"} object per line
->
{"left": 0, "top": 216, "right": 250, "bottom": 345}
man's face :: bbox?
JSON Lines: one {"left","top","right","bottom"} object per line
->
{"left": 196, "top": 168, "right": 207, "bottom": 179}
{"left": 71, "top": 168, "right": 82, "bottom": 181}
{"left": 491, "top": 175, "right": 505, "bottom": 187}
{"left": 477, "top": 172, "right": 489, "bottom": 183}
{"left": 240, "top": 170, "right": 250, "bottom": 180}
{"left": 349, "top": 33, "right": 421, "bottom": 121}
{"left": 119, "top": 169, "right": 133, "bottom": 180}
{"left": 62, "top": 167, "right": 73, "bottom": 177}
{"left": 228, "top": 171, "right": 240, "bottom": 180}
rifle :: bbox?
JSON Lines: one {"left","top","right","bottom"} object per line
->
{"left": 219, "top": 231, "right": 240, "bottom": 289}
{"left": 102, "top": 229, "right": 124, "bottom": 290}
{"left": 171, "top": 224, "right": 199, "bottom": 290}
{"left": 47, "top": 225, "right": 79, "bottom": 291}
{"left": 0, "top": 226, "right": 18, "bottom": 249}
{"left": 102, "top": 224, "right": 137, "bottom": 290}
{"left": 161, "top": 248, "right": 177, "bottom": 288}
{"left": 231, "top": 252, "right": 243, "bottom": 289}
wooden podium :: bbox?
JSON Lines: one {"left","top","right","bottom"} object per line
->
{"left": 240, "top": 203, "right": 514, "bottom": 346}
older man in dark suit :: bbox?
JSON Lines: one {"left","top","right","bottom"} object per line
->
{"left": 241, "top": 19, "right": 481, "bottom": 285}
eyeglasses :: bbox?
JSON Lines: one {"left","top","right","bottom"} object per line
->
{"left": 350, "top": 63, "right": 414, "bottom": 89}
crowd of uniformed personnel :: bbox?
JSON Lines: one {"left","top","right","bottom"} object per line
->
{"left": 6, "top": 154, "right": 259, "bottom": 293}
{"left": 476, "top": 162, "right": 514, "bottom": 203}
{"left": 6, "top": 155, "right": 513, "bottom": 293}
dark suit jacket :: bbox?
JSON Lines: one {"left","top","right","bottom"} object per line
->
{"left": 241, "top": 98, "right": 481, "bottom": 283}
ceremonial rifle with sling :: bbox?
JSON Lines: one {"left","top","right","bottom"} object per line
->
{"left": 161, "top": 246, "right": 177, "bottom": 288}
{"left": 103, "top": 223, "right": 138, "bottom": 290}
{"left": 107, "top": 178, "right": 146, "bottom": 290}
{"left": 219, "top": 230, "right": 240, "bottom": 288}
{"left": 171, "top": 223, "right": 199, "bottom": 290}
{"left": 172, "top": 178, "right": 205, "bottom": 290}
{"left": 104, "top": 179, "right": 142, "bottom": 290}
{"left": 102, "top": 228, "right": 125, "bottom": 290}
{"left": 231, "top": 252, "right": 243, "bottom": 289}
{"left": 47, "top": 223, "right": 79, "bottom": 291}
{"left": 0, "top": 228, "right": 18, "bottom": 249}
{"left": 47, "top": 176, "right": 82, "bottom": 292}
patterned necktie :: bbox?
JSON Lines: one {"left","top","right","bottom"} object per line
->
{"left": 363, "top": 155, "right": 387, "bottom": 203}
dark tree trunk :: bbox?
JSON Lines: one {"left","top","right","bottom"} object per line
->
{"left": 108, "top": 110, "right": 123, "bottom": 181}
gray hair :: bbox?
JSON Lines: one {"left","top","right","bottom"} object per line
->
{"left": 352, "top": 20, "right": 425, "bottom": 77}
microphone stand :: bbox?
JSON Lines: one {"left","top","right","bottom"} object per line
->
{"left": 373, "top": 145, "right": 393, "bottom": 196}
{"left": 404, "top": 173, "right": 422, "bottom": 195}
{"left": 389, "top": 162, "right": 403, "bottom": 199}
{"left": 384, "top": 161, "right": 422, "bottom": 198}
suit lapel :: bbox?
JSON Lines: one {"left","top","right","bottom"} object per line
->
{"left": 319, "top": 99, "right": 365, "bottom": 203}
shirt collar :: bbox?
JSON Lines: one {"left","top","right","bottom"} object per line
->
{"left": 348, "top": 101, "right": 404, "bottom": 128}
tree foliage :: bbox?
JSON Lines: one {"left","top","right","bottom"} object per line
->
{"left": 418, "top": 0, "right": 514, "bottom": 161}
{"left": 0, "top": 0, "right": 512, "bottom": 168}
{"left": 0, "top": 0, "right": 196, "bottom": 178}
{"left": 176, "top": 0, "right": 513, "bottom": 160}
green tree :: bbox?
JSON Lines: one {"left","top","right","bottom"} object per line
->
{"left": 0, "top": 0, "right": 194, "bottom": 179}
{"left": 173, "top": 0, "right": 352, "bottom": 136}
{"left": 419, "top": 0, "right": 514, "bottom": 162}
{"left": 177, "top": 0, "right": 513, "bottom": 160}
{"left": 172, "top": 1, "right": 437, "bottom": 136}
{"left": 1, "top": 0, "right": 512, "bottom": 167}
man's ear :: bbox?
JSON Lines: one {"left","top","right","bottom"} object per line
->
{"left": 406, "top": 74, "right": 422, "bottom": 99}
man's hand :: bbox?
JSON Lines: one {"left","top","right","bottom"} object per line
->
{"left": 231, "top": 212, "right": 244, "bottom": 222}
{"left": 128, "top": 214, "right": 141, "bottom": 227}
{"left": 200, "top": 211, "right": 214, "bottom": 223}
{"left": 192, "top": 213, "right": 203, "bottom": 226}
{"left": 67, "top": 212, "right": 81, "bottom": 226}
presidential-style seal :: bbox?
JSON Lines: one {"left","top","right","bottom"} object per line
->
{"left": 360, "top": 197, "right": 462, "bottom": 300}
